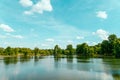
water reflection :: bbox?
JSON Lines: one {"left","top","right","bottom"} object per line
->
{"left": 33, "top": 56, "right": 44, "bottom": 66}
{"left": 19, "top": 56, "right": 32, "bottom": 63}
{"left": 66, "top": 56, "right": 73, "bottom": 63}
{"left": 0, "top": 56, "right": 120, "bottom": 80}
{"left": 3, "top": 56, "right": 33, "bottom": 65}
{"left": 34, "top": 56, "right": 39, "bottom": 62}
{"left": 54, "top": 57, "right": 61, "bottom": 62}
{"left": 77, "top": 57, "right": 90, "bottom": 63}
{"left": 103, "top": 59, "right": 120, "bottom": 80}
{"left": 113, "top": 74, "right": 120, "bottom": 80}
{"left": 3, "top": 57, "right": 18, "bottom": 65}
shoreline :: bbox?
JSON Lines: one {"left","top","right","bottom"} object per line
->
{"left": 0, "top": 55, "right": 117, "bottom": 59}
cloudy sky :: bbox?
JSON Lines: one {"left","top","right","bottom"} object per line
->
{"left": 0, "top": 0, "right": 120, "bottom": 49}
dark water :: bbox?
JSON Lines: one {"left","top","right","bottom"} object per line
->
{"left": 0, "top": 56, "right": 120, "bottom": 80}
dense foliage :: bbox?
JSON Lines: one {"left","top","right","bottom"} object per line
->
{"left": 0, "top": 47, "right": 53, "bottom": 56}
{"left": 0, "top": 34, "right": 120, "bottom": 58}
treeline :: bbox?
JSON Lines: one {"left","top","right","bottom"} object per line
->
{"left": 0, "top": 34, "right": 120, "bottom": 58}
{"left": 0, "top": 47, "right": 53, "bottom": 56}
{"left": 53, "top": 34, "right": 120, "bottom": 58}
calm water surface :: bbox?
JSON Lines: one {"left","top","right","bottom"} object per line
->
{"left": 0, "top": 56, "right": 120, "bottom": 80}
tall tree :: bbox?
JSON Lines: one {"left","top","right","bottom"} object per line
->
{"left": 53, "top": 45, "right": 62, "bottom": 56}
{"left": 4, "top": 46, "right": 13, "bottom": 55}
{"left": 0, "top": 47, "right": 4, "bottom": 55}
{"left": 115, "top": 38, "right": 120, "bottom": 57}
{"left": 101, "top": 40, "right": 109, "bottom": 55}
{"left": 34, "top": 47, "right": 39, "bottom": 56}
{"left": 13, "top": 48, "right": 19, "bottom": 55}
{"left": 66, "top": 44, "right": 74, "bottom": 55}
{"left": 108, "top": 34, "right": 117, "bottom": 55}
{"left": 76, "top": 43, "right": 89, "bottom": 56}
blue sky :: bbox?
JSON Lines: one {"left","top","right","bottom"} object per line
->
{"left": 0, "top": 0, "right": 120, "bottom": 49}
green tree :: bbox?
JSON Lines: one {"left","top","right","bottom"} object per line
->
{"left": 53, "top": 45, "right": 62, "bottom": 56}
{"left": 66, "top": 44, "right": 74, "bottom": 55}
{"left": 13, "top": 48, "right": 19, "bottom": 56}
{"left": 108, "top": 34, "right": 117, "bottom": 55}
{"left": 0, "top": 47, "right": 4, "bottom": 55}
{"left": 76, "top": 43, "right": 89, "bottom": 57}
{"left": 34, "top": 47, "right": 39, "bottom": 56}
{"left": 115, "top": 38, "right": 120, "bottom": 57}
{"left": 108, "top": 34, "right": 117, "bottom": 43}
{"left": 94, "top": 43, "right": 101, "bottom": 55}
{"left": 4, "top": 46, "right": 13, "bottom": 55}
{"left": 101, "top": 40, "right": 109, "bottom": 55}
{"left": 22, "top": 48, "right": 32, "bottom": 56}
{"left": 88, "top": 46, "right": 95, "bottom": 57}
{"left": 76, "top": 44, "right": 81, "bottom": 55}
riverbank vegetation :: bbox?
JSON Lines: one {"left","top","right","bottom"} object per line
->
{"left": 0, "top": 34, "right": 120, "bottom": 58}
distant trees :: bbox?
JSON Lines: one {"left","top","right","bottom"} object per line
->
{"left": 53, "top": 44, "right": 75, "bottom": 57}
{"left": 66, "top": 44, "right": 74, "bottom": 55}
{"left": 115, "top": 38, "right": 120, "bottom": 57}
{"left": 53, "top": 45, "right": 62, "bottom": 56}
{"left": 100, "top": 34, "right": 120, "bottom": 57}
{"left": 34, "top": 47, "right": 39, "bottom": 56}
{"left": 1, "top": 34, "right": 120, "bottom": 58}
{"left": 101, "top": 40, "right": 110, "bottom": 55}
{"left": 13, "top": 48, "right": 19, "bottom": 55}
{"left": 88, "top": 46, "right": 95, "bottom": 57}
{"left": 75, "top": 34, "right": 120, "bottom": 58}
{"left": 4, "top": 46, "right": 13, "bottom": 55}
{"left": 20, "top": 48, "right": 32, "bottom": 56}
{"left": 0, "top": 47, "right": 53, "bottom": 56}
{"left": 0, "top": 47, "right": 4, "bottom": 55}
{"left": 108, "top": 34, "right": 117, "bottom": 55}
{"left": 76, "top": 43, "right": 89, "bottom": 57}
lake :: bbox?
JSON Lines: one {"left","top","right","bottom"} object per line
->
{"left": 0, "top": 56, "right": 120, "bottom": 80}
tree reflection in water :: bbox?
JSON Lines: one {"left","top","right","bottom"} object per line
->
{"left": 1, "top": 56, "right": 120, "bottom": 80}
{"left": 19, "top": 56, "right": 31, "bottom": 63}
{"left": 103, "top": 58, "right": 120, "bottom": 80}
{"left": 3, "top": 57, "right": 18, "bottom": 65}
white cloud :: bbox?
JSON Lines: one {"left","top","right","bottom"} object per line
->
{"left": 22, "top": 0, "right": 53, "bottom": 15}
{"left": 24, "top": 11, "right": 33, "bottom": 15}
{"left": 45, "top": 38, "right": 54, "bottom": 42}
{"left": 19, "top": 0, "right": 33, "bottom": 7}
{"left": 93, "top": 29, "right": 109, "bottom": 40}
{"left": 12, "top": 35, "right": 24, "bottom": 39}
{"left": 0, "top": 24, "right": 14, "bottom": 32}
{"left": 67, "top": 40, "right": 73, "bottom": 43}
{"left": 76, "top": 36, "right": 84, "bottom": 40}
{"left": 21, "top": 17, "right": 89, "bottom": 48}
{"left": 6, "top": 33, "right": 24, "bottom": 39}
{"left": 41, "top": 43, "right": 49, "bottom": 47}
{"left": 96, "top": 11, "right": 108, "bottom": 19}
